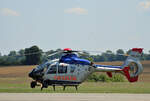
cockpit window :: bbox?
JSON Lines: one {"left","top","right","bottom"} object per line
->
{"left": 47, "top": 65, "right": 57, "bottom": 74}
{"left": 58, "top": 65, "right": 67, "bottom": 73}
{"left": 35, "top": 62, "right": 50, "bottom": 72}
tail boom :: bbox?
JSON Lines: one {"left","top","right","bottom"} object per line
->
{"left": 94, "top": 48, "right": 143, "bottom": 82}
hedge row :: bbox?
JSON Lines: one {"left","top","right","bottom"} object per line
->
{"left": 86, "top": 73, "right": 125, "bottom": 82}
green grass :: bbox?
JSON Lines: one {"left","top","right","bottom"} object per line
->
{"left": 0, "top": 82, "right": 150, "bottom": 93}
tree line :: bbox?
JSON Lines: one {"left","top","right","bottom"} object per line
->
{"left": 0, "top": 45, "right": 150, "bottom": 66}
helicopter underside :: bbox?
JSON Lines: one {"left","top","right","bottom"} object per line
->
{"left": 43, "top": 80, "right": 81, "bottom": 85}
{"left": 31, "top": 79, "right": 81, "bottom": 91}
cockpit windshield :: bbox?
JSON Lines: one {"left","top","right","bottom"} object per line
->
{"left": 47, "top": 64, "right": 57, "bottom": 74}
{"left": 34, "top": 62, "right": 51, "bottom": 72}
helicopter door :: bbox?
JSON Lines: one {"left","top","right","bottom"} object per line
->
{"left": 57, "top": 63, "right": 69, "bottom": 82}
{"left": 45, "top": 63, "right": 57, "bottom": 81}
{"left": 69, "top": 65, "right": 77, "bottom": 82}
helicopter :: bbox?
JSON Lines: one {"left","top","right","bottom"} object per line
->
{"left": 28, "top": 48, "right": 143, "bottom": 91}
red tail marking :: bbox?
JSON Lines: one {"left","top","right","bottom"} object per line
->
{"left": 123, "top": 67, "right": 138, "bottom": 82}
{"left": 106, "top": 72, "right": 112, "bottom": 78}
{"left": 132, "top": 48, "right": 143, "bottom": 54}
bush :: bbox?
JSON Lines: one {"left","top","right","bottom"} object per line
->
{"left": 111, "top": 74, "right": 125, "bottom": 82}
{"left": 87, "top": 73, "right": 125, "bottom": 82}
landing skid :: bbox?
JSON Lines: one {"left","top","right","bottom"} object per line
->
{"left": 41, "top": 84, "right": 79, "bottom": 91}
{"left": 30, "top": 81, "right": 79, "bottom": 91}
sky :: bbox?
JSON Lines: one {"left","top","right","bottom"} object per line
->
{"left": 0, "top": 0, "right": 150, "bottom": 55}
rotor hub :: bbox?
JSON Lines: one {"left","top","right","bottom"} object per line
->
{"left": 63, "top": 48, "right": 72, "bottom": 51}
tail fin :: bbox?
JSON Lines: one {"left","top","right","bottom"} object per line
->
{"left": 122, "top": 48, "right": 143, "bottom": 82}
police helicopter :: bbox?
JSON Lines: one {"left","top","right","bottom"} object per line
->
{"left": 28, "top": 48, "right": 143, "bottom": 91}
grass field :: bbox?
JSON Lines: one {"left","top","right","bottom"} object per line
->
{"left": 0, "top": 61, "right": 150, "bottom": 93}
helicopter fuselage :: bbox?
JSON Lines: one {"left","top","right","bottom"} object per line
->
{"left": 43, "top": 62, "right": 94, "bottom": 85}
{"left": 28, "top": 53, "right": 95, "bottom": 89}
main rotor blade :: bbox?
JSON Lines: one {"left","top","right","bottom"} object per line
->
{"left": 47, "top": 50, "right": 63, "bottom": 57}
{"left": 81, "top": 50, "right": 129, "bottom": 56}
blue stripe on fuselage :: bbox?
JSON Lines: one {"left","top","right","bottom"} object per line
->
{"left": 95, "top": 64, "right": 122, "bottom": 69}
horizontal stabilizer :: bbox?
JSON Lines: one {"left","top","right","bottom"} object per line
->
{"left": 106, "top": 72, "right": 112, "bottom": 77}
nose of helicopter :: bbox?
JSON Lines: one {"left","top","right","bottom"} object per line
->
{"left": 28, "top": 69, "right": 35, "bottom": 78}
{"left": 28, "top": 71, "right": 33, "bottom": 78}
